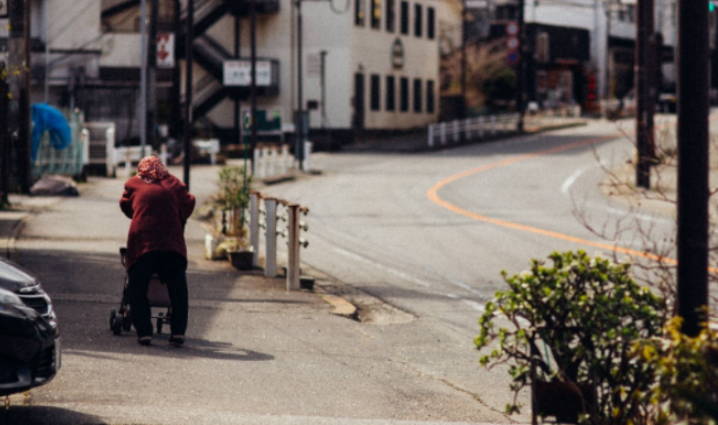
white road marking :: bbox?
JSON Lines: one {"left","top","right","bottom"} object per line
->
{"left": 462, "top": 299, "right": 485, "bottom": 312}
{"left": 333, "top": 247, "right": 431, "bottom": 288}
{"left": 561, "top": 167, "right": 587, "bottom": 194}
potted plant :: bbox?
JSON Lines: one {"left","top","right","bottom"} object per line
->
{"left": 216, "top": 232, "right": 253, "bottom": 270}
{"left": 475, "top": 250, "right": 666, "bottom": 424}
{"left": 210, "top": 166, "right": 254, "bottom": 269}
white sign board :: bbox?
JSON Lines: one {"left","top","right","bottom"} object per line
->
{"left": 465, "top": 0, "right": 488, "bottom": 8}
{"left": 307, "top": 54, "right": 322, "bottom": 77}
{"left": 223, "top": 60, "right": 272, "bottom": 86}
{"left": 157, "top": 33, "right": 175, "bottom": 68}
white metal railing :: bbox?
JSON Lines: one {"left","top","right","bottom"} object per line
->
{"left": 252, "top": 144, "right": 294, "bottom": 179}
{"left": 427, "top": 113, "right": 519, "bottom": 148}
{"left": 83, "top": 122, "right": 116, "bottom": 177}
{"left": 249, "top": 191, "right": 309, "bottom": 291}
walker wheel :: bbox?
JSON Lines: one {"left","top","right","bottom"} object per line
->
{"left": 111, "top": 311, "right": 123, "bottom": 336}
{"left": 123, "top": 314, "right": 132, "bottom": 331}
{"left": 156, "top": 312, "right": 164, "bottom": 335}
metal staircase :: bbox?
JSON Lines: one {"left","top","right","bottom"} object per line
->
{"left": 101, "top": 0, "right": 281, "bottom": 139}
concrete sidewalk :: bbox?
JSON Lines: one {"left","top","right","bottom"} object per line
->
{"left": 0, "top": 166, "right": 358, "bottom": 319}
{"left": 0, "top": 194, "right": 63, "bottom": 261}
{"left": 0, "top": 166, "right": 521, "bottom": 425}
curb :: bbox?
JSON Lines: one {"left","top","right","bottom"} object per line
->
{"left": 318, "top": 293, "right": 359, "bottom": 320}
{"left": 1, "top": 196, "right": 67, "bottom": 262}
{"left": 6, "top": 216, "right": 26, "bottom": 262}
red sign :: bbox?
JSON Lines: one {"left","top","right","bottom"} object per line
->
{"left": 507, "top": 50, "right": 521, "bottom": 66}
{"left": 157, "top": 33, "right": 175, "bottom": 68}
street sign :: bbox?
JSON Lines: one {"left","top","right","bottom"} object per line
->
{"left": 156, "top": 33, "right": 175, "bottom": 68}
{"left": 506, "top": 21, "right": 518, "bottom": 36}
{"left": 507, "top": 50, "right": 520, "bottom": 66}
{"left": 223, "top": 60, "right": 272, "bottom": 86}
{"left": 506, "top": 36, "right": 519, "bottom": 50}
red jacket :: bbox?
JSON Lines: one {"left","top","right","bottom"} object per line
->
{"left": 120, "top": 174, "right": 196, "bottom": 270}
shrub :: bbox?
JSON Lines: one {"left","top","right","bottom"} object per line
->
{"left": 475, "top": 250, "right": 667, "bottom": 424}
{"left": 637, "top": 318, "right": 718, "bottom": 425}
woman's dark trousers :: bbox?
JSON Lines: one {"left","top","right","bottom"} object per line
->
{"left": 128, "top": 251, "right": 188, "bottom": 338}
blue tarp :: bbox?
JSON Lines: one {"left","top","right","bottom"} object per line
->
{"left": 31, "top": 103, "right": 72, "bottom": 163}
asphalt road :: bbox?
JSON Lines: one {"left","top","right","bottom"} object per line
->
{"left": 261, "top": 119, "right": 675, "bottom": 315}
{"left": 3, "top": 119, "right": 684, "bottom": 425}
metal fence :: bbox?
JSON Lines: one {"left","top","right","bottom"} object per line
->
{"left": 33, "top": 110, "right": 87, "bottom": 179}
{"left": 427, "top": 113, "right": 520, "bottom": 148}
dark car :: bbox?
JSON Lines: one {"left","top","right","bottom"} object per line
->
{"left": 0, "top": 256, "right": 60, "bottom": 397}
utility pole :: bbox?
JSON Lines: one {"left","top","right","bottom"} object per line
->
{"left": 147, "top": 0, "right": 159, "bottom": 154}
{"left": 234, "top": 13, "right": 241, "bottom": 171}
{"left": 0, "top": 64, "right": 9, "bottom": 206}
{"left": 183, "top": 0, "right": 194, "bottom": 189}
{"left": 140, "top": 0, "right": 148, "bottom": 157}
{"left": 461, "top": 0, "right": 467, "bottom": 120}
{"left": 515, "top": 0, "right": 525, "bottom": 133}
{"left": 635, "top": 0, "right": 655, "bottom": 189}
{"left": 8, "top": 0, "right": 32, "bottom": 193}
{"left": 676, "top": 0, "right": 709, "bottom": 337}
{"left": 250, "top": 0, "right": 257, "bottom": 161}
{"left": 295, "top": 0, "right": 305, "bottom": 170}
{"left": 320, "top": 50, "right": 327, "bottom": 129}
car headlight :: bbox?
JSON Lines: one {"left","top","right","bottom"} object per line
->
{"left": 0, "top": 289, "right": 24, "bottom": 311}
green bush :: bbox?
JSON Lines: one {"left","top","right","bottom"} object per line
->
{"left": 213, "top": 166, "right": 252, "bottom": 237}
{"left": 475, "top": 250, "right": 667, "bottom": 424}
{"left": 637, "top": 318, "right": 718, "bottom": 425}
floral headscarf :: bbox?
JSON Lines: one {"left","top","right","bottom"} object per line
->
{"left": 137, "top": 156, "right": 169, "bottom": 184}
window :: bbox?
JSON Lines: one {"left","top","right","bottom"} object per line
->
{"left": 414, "top": 3, "right": 422, "bottom": 37}
{"left": 426, "top": 80, "right": 435, "bottom": 113}
{"left": 427, "top": 7, "right": 435, "bottom": 39}
{"left": 371, "top": 0, "right": 381, "bottom": 29}
{"left": 386, "top": 0, "right": 396, "bottom": 32}
{"left": 400, "top": 77, "right": 409, "bottom": 112}
{"left": 413, "top": 78, "right": 422, "bottom": 112}
{"left": 370, "top": 74, "right": 381, "bottom": 111}
{"left": 536, "top": 32, "right": 550, "bottom": 63}
{"left": 400, "top": 1, "right": 409, "bottom": 35}
{"left": 386, "top": 75, "right": 396, "bottom": 111}
{"left": 355, "top": 0, "right": 366, "bottom": 26}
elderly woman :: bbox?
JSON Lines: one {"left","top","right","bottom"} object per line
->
{"left": 120, "top": 156, "right": 195, "bottom": 346}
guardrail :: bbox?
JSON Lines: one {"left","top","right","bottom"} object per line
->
{"left": 253, "top": 144, "right": 292, "bottom": 179}
{"left": 427, "top": 113, "right": 519, "bottom": 148}
{"left": 249, "top": 191, "right": 309, "bottom": 291}
{"left": 427, "top": 107, "right": 584, "bottom": 148}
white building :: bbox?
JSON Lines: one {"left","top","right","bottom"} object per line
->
{"left": 5, "top": 0, "right": 444, "bottom": 148}
{"left": 0, "top": 0, "right": 698, "bottom": 149}
{"left": 522, "top": 0, "right": 679, "bottom": 101}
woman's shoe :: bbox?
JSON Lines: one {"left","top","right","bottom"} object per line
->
{"left": 138, "top": 336, "right": 152, "bottom": 346}
{"left": 169, "top": 335, "right": 184, "bottom": 347}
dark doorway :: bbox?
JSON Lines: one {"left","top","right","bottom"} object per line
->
{"left": 353, "top": 73, "right": 365, "bottom": 130}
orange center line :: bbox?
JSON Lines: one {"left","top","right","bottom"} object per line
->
{"left": 426, "top": 135, "right": 679, "bottom": 266}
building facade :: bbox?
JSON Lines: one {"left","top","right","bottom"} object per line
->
{"left": 2, "top": 0, "right": 444, "bottom": 149}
